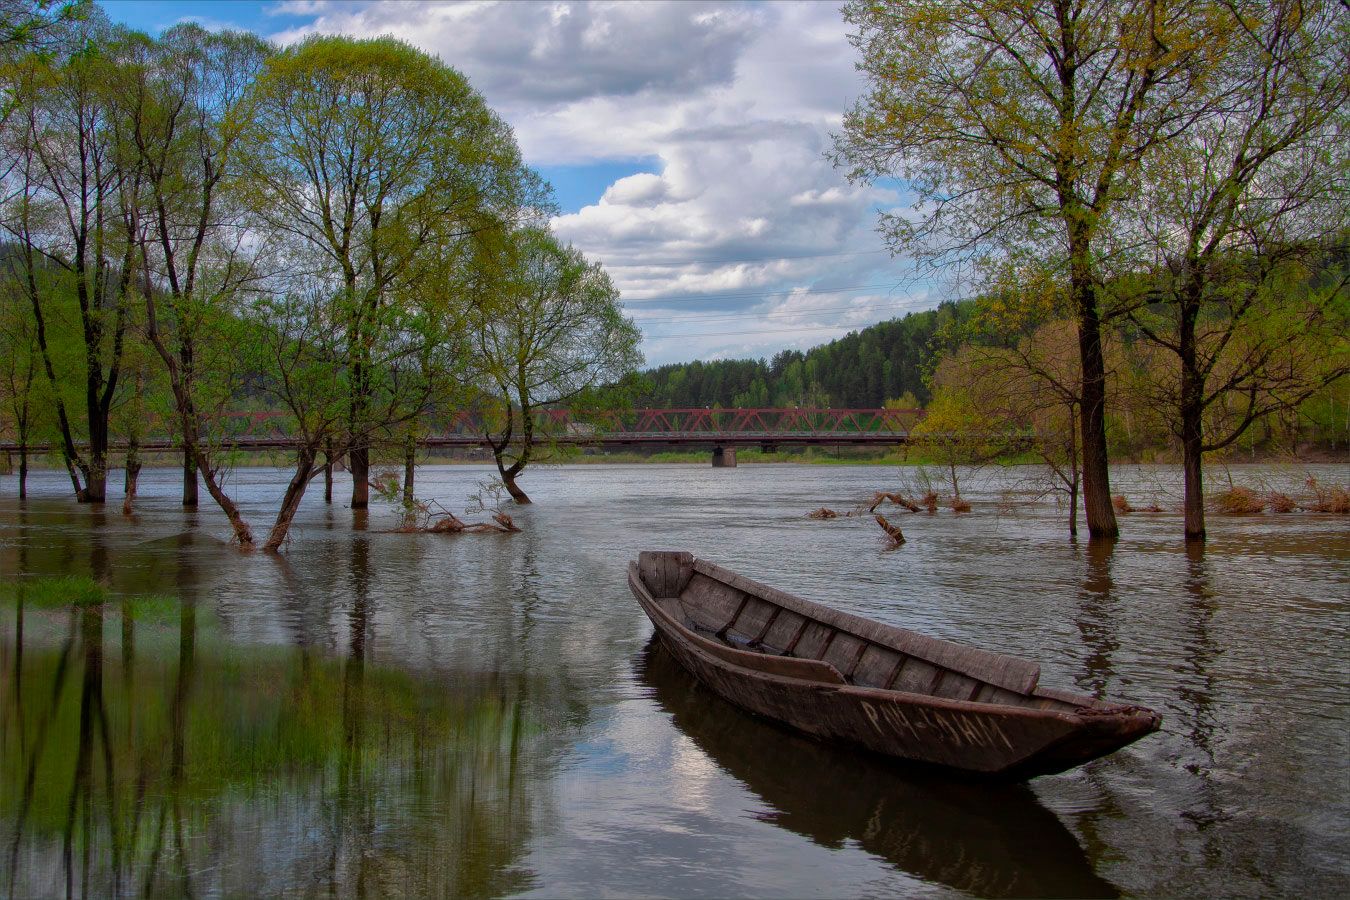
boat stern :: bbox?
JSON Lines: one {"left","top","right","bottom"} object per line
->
{"left": 637, "top": 550, "right": 695, "bottom": 598}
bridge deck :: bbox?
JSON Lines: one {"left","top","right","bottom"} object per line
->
{"left": 0, "top": 408, "right": 922, "bottom": 455}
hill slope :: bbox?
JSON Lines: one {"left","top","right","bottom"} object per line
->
{"left": 639, "top": 300, "right": 974, "bottom": 409}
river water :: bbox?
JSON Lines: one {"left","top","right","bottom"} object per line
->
{"left": 1, "top": 462, "right": 1346, "bottom": 898}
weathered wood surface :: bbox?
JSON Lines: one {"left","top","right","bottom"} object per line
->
{"left": 638, "top": 640, "right": 1120, "bottom": 898}
{"left": 630, "top": 551, "right": 1160, "bottom": 778}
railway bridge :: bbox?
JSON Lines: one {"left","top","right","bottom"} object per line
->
{"left": 0, "top": 407, "right": 925, "bottom": 469}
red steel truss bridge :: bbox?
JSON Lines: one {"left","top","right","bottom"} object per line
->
{"left": 1, "top": 408, "right": 924, "bottom": 455}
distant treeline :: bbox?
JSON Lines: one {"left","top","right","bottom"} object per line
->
{"left": 640, "top": 301, "right": 975, "bottom": 409}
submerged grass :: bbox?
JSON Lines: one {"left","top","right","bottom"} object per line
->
{"left": 0, "top": 575, "right": 106, "bottom": 608}
{"left": 0, "top": 577, "right": 182, "bottom": 622}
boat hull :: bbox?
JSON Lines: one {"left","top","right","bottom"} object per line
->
{"left": 629, "top": 559, "right": 1158, "bottom": 778}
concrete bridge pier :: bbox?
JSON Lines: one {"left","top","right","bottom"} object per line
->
{"left": 711, "top": 446, "right": 737, "bottom": 468}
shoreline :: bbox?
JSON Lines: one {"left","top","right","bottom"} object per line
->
{"left": 3, "top": 446, "right": 1345, "bottom": 472}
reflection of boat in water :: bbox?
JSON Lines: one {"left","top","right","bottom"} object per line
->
{"left": 630, "top": 551, "right": 1159, "bottom": 778}
{"left": 637, "top": 639, "right": 1118, "bottom": 899}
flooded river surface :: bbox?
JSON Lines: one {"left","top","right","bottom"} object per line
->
{"left": 1, "top": 463, "right": 1347, "bottom": 897}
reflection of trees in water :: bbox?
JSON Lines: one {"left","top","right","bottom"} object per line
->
{"left": 1176, "top": 543, "right": 1227, "bottom": 842}
{"left": 1179, "top": 543, "right": 1218, "bottom": 770}
{"left": 1073, "top": 540, "right": 1119, "bottom": 698}
{"left": 638, "top": 639, "right": 1118, "bottom": 899}
{"left": 1068, "top": 541, "right": 1127, "bottom": 877}
{"left": 1, "top": 588, "right": 555, "bottom": 895}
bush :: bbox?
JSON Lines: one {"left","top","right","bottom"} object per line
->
{"left": 1305, "top": 477, "right": 1350, "bottom": 514}
{"left": 1267, "top": 492, "right": 1296, "bottom": 513}
{"left": 1213, "top": 486, "right": 1265, "bottom": 515}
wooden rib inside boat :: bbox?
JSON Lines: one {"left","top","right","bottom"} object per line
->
{"left": 629, "top": 550, "right": 1161, "bottom": 778}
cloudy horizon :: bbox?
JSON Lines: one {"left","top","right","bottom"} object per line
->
{"left": 104, "top": 0, "right": 942, "bottom": 367}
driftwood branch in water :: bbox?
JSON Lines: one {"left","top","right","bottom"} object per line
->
{"left": 874, "top": 514, "right": 905, "bottom": 546}
{"left": 869, "top": 491, "right": 922, "bottom": 513}
{"left": 418, "top": 511, "right": 519, "bottom": 535}
{"left": 807, "top": 507, "right": 839, "bottom": 519}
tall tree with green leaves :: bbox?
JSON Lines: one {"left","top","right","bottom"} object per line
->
{"left": 234, "top": 35, "right": 546, "bottom": 510}
{"left": 1118, "top": 0, "right": 1349, "bottom": 542}
{"left": 0, "top": 0, "right": 87, "bottom": 60}
{"left": 834, "top": 0, "right": 1230, "bottom": 541}
{"left": 471, "top": 226, "right": 642, "bottom": 503}
{"left": 0, "top": 265, "right": 47, "bottom": 496}
{"left": 2, "top": 17, "right": 143, "bottom": 502}
{"left": 108, "top": 22, "right": 270, "bottom": 541}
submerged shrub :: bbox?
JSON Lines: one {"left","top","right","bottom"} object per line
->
{"left": 1213, "top": 486, "right": 1265, "bottom": 515}
{"left": 1305, "top": 477, "right": 1350, "bottom": 514}
{"left": 1268, "top": 492, "right": 1296, "bottom": 513}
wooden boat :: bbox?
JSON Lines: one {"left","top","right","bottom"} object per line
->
{"left": 638, "top": 639, "right": 1118, "bottom": 897}
{"left": 629, "top": 551, "right": 1161, "bottom": 779}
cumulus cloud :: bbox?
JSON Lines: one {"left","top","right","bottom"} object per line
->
{"left": 273, "top": 0, "right": 758, "bottom": 103}
{"left": 267, "top": 0, "right": 925, "bottom": 365}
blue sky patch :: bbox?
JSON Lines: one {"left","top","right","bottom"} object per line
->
{"left": 536, "top": 159, "right": 661, "bottom": 214}
{"left": 102, "top": 0, "right": 299, "bottom": 34}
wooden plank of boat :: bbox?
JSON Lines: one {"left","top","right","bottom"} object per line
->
{"left": 638, "top": 639, "right": 1120, "bottom": 898}
{"left": 629, "top": 550, "right": 1161, "bottom": 779}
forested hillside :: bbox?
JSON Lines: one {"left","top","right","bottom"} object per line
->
{"left": 640, "top": 300, "right": 975, "bottom": 409}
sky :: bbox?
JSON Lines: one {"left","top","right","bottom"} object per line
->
{"left": 101, "top": 0, "right": 939, "bottom": 368}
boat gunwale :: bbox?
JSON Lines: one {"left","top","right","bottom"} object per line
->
{"left": 629, "top": 563, "right": 1091, "bottom": 725}
{"left": 686, "top": 557, "right": 1044, "bottom": 697}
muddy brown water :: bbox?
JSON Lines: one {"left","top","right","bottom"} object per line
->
{"left": 1, "top": 463, "right": 1346, "bottom": 897}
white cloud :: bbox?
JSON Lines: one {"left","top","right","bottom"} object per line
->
{"left": 266, "top": 0, "right": 926, "bottom": 365}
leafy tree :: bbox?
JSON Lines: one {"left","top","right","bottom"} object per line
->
{"left": 0, "top": 0, "right": 87, "bottom": 68}
{"left": 1115, "top": 0, "right": 1349, "bottom": 542}
{"left": 834, "top": 0, "right": 1236, "bottom": 540}
{"left": 1, "top": 17, "right": 142, "bottom": 502}
{"left": 935, "top": 321, "right": 1089, "bottom": 533}
{"left": 234, "top": 35, "right": 545, "bottom": 510}
{"left": 0, "top": 261, "right": 48, "bottom": 495}
{"left": 471, "top": 226, "right": 641, "bottom": 503}
{"left": 94, "top": 22, "right": 272, "bottom": 539}
{"left": 910, "top": 373, "right": 1005, "bottom": 505}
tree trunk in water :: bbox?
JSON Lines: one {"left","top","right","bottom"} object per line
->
{"left": 349, "top": 444, "right": 369, "bottom": 509}
{"left": 18, "top": 447, "right": 27, "bottom": 500}
{"left": 403, "top": 439, "right": 415, "bottom": 506}
{"left": 324, "top": 440, "right": 333, "bottom": 504}
{"left": 1068, "top": 479, "right": 1079, "bottom": 538}
{"left": 1181, "top": 423, "right": 1205, "bottom": 542}
{"left": 80, "top": 460, "right": 107, "bottom": 504}
{"left": 1179, "top": 283, "right": 1206, "bottom": 543}
{"left": 264, "top": 451, "right": 317, "bottom": 552}
{"left": 182, "top": 446, "right": 198, "bottom": 507}
{"left": 1076, "top": 296, "right": 1118, "bottom": 541}
{"left": 201, "top": 472, "right": 253, "bottom": 550}
{"left": 142, "top": 284, "right": 253, "bottom": 547}
{"left": 494, "top": 450, "right": 531, "bottom": 504}
{"left": 80, "top": 426, "right": 108, "bottom": 504}
{"left": 122, "top": 445, "right": 142, "bottom": 517}
{"left": 500, "top": 467, "right": 531, "bottom": 504}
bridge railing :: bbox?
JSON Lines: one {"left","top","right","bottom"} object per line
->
{"left": 539, "top": 407, "right": 924, "bottom": 436}
{"left": 0, "top": 408, "right": 926, "bottom": 451}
